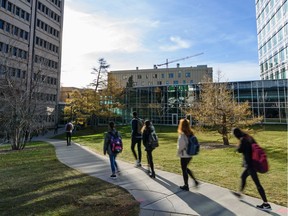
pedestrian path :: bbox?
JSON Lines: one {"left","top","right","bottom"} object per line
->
{"left": 42, "top": 138, "right": 287, "bottom": 216}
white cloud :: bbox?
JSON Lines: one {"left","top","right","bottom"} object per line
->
{"left": 160, "top": 36, "right": 191, "bottom": 51}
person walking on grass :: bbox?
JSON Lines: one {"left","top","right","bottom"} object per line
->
{"left": 131, "top": 111, "right": 143, "bottom": 167}
{"left": 177, "top": 118, "right": 199, "bottom": 191}
{"left": 65, "top": 121, "right": 73, "bottom": 146}
{"left": 141, "top": 120, "right": 157, "bottom": 178}
{"left": 104, "top": 121, "right": 120, "bottom": 179}
{"left": 232, "top": 128, "right": 271, "bottom": 211}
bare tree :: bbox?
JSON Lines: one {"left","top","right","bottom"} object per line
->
{"left": 90, "top": 58, "right": 110, "bottom": 92}
{"left": 186, "top": 75, "right": 262, "bottom": 145}
{"left": 0, "top": 40, "right": 58, "bottom": 149}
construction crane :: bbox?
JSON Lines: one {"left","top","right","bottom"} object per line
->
{"left": 156, "top": 52, "right": 204, "bottom": 68}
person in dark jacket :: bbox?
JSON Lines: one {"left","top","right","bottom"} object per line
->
{"left": 141, "top": 120, "right": 156, "bottom": 178}
{"left": 233, "top": 128, "right": 271, "bottom": 211}
{"left": 104, "top": 121, "right": 120, "bottom": 179}
{"left": 131, "top": 111, "right": 143, "bottom": 167}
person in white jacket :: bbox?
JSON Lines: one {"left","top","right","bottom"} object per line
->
{"left": 177, "top": 118, "right": 199, "bottom": 191}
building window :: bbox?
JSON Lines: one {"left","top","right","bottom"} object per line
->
{"left": 0, "top": 20, "right": 4, "bottom": 29}
{"left": 173, "top": 80, "right": 178, "bottom": 84}
{"left": 185, "top": 72, "right": 191, "bottom": 78}
{"left": 137, "top": 74, "right": 142, "bottom": 79}
{"left": 162, "top": 74, "right": 165, "bottom": 78}
{"left": 168, "top": 73, "right": 174, "bottom": 78}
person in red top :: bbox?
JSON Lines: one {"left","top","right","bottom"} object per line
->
{"left": 233, "top": 128, "right": 271, "bottom": 211}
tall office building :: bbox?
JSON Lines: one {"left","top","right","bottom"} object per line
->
{"left": 255, "top": 0, "right": 288, "bottom": 80}
{"left": 0, "top": 0, "right": 64, "bottom": 126}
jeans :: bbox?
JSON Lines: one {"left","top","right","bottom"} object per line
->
{"left": 66, "top": 132, "right": 72, "bottom": 145}
{"left": 109, "top": 154, "right": 118, "bottom": 174}
{"left": 146, "top": 150, "right": 155, "bottom": 174}
{"left": 131, "top": 137, "right": 142, "bottom": 163}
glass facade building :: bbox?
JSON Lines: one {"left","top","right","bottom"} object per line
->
{"left": 256, "top": 0, "right": 288, "bottom": 80}
{"left": 114, "top": 80, "right": 287, "bottom": 125}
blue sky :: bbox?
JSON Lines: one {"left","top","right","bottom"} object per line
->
{"left": 61, "top": 0, "right": 260, "bottom": 87}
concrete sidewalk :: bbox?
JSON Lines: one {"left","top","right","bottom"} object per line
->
{"left": 43, "top": 138, "right": 287, "bottom": 216}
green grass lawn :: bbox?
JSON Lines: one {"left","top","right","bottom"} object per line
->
{"left": 0, "top": 142, "right": 139, "bottom": 216}
{"left": 60, "top": 124, "right": 287, "bottom": 207}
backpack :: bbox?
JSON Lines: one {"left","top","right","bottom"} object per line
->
{"left": 137, "top": 118, "right": 144, "bottom": 134}
{"left": 186, "top": 135, "right": 200, "bottom": 155}
{"left": 66, "top": 123, "right": 72, "bottom": 131}
{"left": 109, "top": 132, "right": 123, "bottom": 154}
{"left": 251, "top": 143, "right": 268, "bottom": 173}
{"left": 148, "top": 131, "right": 159, "bottom": 149}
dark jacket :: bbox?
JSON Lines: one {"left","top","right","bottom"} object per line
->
{"left": 103, "top": 129, "right": 121, "bottom": 155}
{"left": 142, "top": 126, "right": 155, "bottom": 151}
{"left": 237, "top": 135, "right": 256, "bottom": 168}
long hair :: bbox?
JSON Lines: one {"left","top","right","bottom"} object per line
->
{"left": 177, "top": 118, "right": 194, "bottom": 136}
{"left": 233, "top": 127, "right": 256, "bottom": 143}
{"left": 141, "top": 120, "right": 151, "bottom": 133}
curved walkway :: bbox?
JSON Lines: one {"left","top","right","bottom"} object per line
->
{"left": 39, "top": 136, "right": 287, "bottom": 216}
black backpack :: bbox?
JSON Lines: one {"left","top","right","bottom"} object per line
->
{"left": 148, "top": 131, "right": 159, "bottom": 149}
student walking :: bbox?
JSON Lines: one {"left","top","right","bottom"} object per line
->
{"left": 103, "top": 121, "right": 121, "bottom": 179}
{"left": 142, "top": 120, "right": 157, "bottom": 178}
{"left": 131, "top": 111, "right": 143, "bottom": 167}
{"left": 65, "top": 121, "right": 74, "bottom": 146}
{"left": 232, "top": 128, "right": 271, "bottom": 211}
{"left": 177, "top": 118, "right": 199, "bottom": 191}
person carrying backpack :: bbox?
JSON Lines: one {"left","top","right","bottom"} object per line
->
{"left": 65, "top": 121, "right": 74, "bottom": 146}
{"left": 131, "top": 111, "right": 143, "bottom": 167}
{"left": 232, "top": 128, "right": 271, "bottom": 211}
{"left": 142, "top": 120, "right": 158, "bottom": 178}
{"left": 177, "top": 118, "right": 199, "bottom": 191}
{"left": 104, "top": 121, "right": 121, "bottom": 179}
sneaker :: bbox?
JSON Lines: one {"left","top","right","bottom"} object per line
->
{"left": 116, "top": 170, "right": 121, "bottom": 175}
{"left": 180, "top": 185, "right": 189, "bottom": 191}
{"left": 110, "top": 174, "right": 117, "bottom": 179}
{"left": 194, "top": 180, "right": 200, "bottom": 188}
{"left": 231, "top": 191, "right": 242, "bottom": 199}
{"left": 256, "top": 203, "right": 271, "bottom": 211}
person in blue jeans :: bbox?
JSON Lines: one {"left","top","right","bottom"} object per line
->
{"left": 103, "top": 121, "right": 120, "bottom": 179}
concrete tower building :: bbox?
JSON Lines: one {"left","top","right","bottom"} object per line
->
{"left": 0, "top": 0, "right": 64, "bottom": 126}
{"left": 255, "top": 0, "right": 288, "bottom": 80}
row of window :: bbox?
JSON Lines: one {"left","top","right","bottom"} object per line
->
{"left": 35, "top": 36, "right": 59, "bottom": 54}
{"left": 33, "top": 92, "right": 57, "bottom": 102}
{"left": 0, "top": 42, "right": 28, "bottom": 60}
{"left": 49, "top": 0, "right": 61, "bottom": 8}
{"left": 37, "top": 18, "right": 60, "bottom": 38}
{"left": 263, "top": 68, "right": 286, "bottom": 80}
{"left": 1, "top": 0, "right": 30, "bottom": 22}
{"left": 0, "top": 64, "right": 26, "bottom": 79}
{"left": 260, "top": 46, "right": 288, "bottom": 71}
{"left": 38, "top": 1, "right": 61, "bottom": 23}
{"left": 126, "top": 72, "right": 196, "bottom": 80}
{"left": 259, "top": 24, "right": 288, "bottom": 58}
{"left": 33, "top": 73, "right": 57, "bottom": 85}
{"left": 256, "top": 0, "right": 287, "bottom": 26}
{"left": 134, "top": 80, "right": 194, "bottom": 87}
{"left": 0, "top": 19, "right": 29, "bottom": 41}
{"left": 257, "top": 1, "right": 287, "bottom": 42}
{"left": 35, "top": 55, "right": 58, "bottom": 70}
